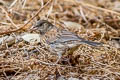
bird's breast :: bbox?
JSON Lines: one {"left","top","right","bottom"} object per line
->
{"left": 43, "top": 28, "right": 59, "bottom": 44}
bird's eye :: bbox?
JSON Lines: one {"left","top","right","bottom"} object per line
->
{"left": 43, "top": 23, "right": 47, "bottom": 29}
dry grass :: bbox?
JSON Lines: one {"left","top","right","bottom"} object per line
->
{"left": 0, "top": 0, "right": 120, "bottom": 80}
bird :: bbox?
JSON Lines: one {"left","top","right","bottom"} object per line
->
{"left": 33, "top": 20, "right": 102, "bottom": 63}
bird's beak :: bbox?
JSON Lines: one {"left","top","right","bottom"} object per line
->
{"left": 31, "top": 26, "right": 44, "bottom": 35}
{"left": 30, "top": 25, "right": 38, "bottom": 31}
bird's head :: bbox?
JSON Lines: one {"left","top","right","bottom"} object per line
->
{"left": 33, "top": 20, "right": 54, "bottom": 35}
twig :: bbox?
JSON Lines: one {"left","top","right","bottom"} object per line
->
{"left": 79, "top": 2, "right": 120, "bottom": 16}
{"left": 22, "top": 0, "right": 27, "bottom": 9}
{"left": 1, "top": 7, "right": 18, "bottom": 28}
{"left": 3, "top": 68, "right": 9, "bottom": 80}
{"left": 10, "top": 68, "right": 22, "bottom": 79}
{"left": 64, "top": 0, "right": 120, "bottom": 16}
{"left": 9, "top": 0, "right": 18, "bottom": 9}
{"left": 0, "top": 0, "right": 52, "bottom": 35}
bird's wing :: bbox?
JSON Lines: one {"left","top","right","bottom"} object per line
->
{"left": 51, "top": 30, "right": 102, "bottom": 46}
{"left": 47, "top": 30, "right": 84, "bottom": 43}
{"left": 52, "top": 30, "right": 84, "bottom": 43}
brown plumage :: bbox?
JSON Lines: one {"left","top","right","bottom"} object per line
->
{"left": 33, "top": 20, "right": 102, "bottom": 63}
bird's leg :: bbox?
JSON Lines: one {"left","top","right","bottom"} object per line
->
{"left": 55, "top": 47, "right": 70, "bottom": 64}
{"left": 55, "top": 53, "right": 62, "bottom": 64}
{"left": 55, "top": 51, "right": 63, "bottom": 64}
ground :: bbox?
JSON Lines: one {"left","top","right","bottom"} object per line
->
{"left": 0, "top": 0, "right": 120, "bottom": 80}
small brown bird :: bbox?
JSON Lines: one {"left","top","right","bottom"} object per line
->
{"left": 33, "top": 20, "right": 102, "bottom": 63}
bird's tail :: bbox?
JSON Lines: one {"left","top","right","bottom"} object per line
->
{"left": 80, "top": 40, "right": 102, "bottom": 46}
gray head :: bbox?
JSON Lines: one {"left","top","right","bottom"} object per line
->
{"left": 34, "top": 20, "right": 54, "bottom": 35}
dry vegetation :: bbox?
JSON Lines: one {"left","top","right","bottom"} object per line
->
{"left": 0, "top": 0, "right": 120, "bottom": 80}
